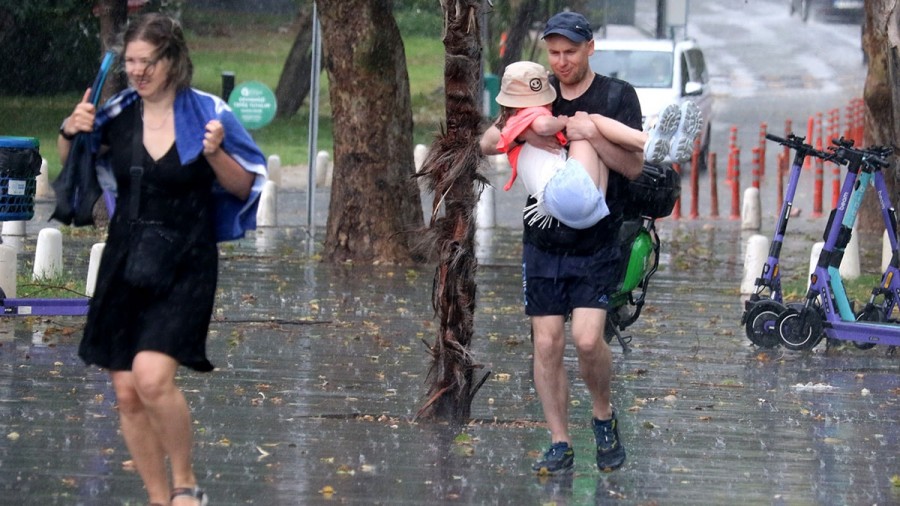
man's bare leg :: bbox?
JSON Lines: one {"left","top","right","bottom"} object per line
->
{"left": 531, "top": 315, "right": 571, "bottom": 443}
{"left": 570, "top": 307, "right": 613, "bottom": 420}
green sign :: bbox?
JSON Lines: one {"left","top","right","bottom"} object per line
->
{"left": 228, "top": 81, "right": 277, "bottom": 130}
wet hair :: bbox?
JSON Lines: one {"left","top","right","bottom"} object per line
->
{"left": 122, "top": 13, "right": 193, "bottom": 91}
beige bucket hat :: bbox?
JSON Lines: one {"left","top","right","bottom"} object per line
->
{"left": 496, "top": 61, "right": 557, "bottom": 108}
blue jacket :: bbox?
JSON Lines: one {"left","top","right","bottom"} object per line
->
{"left": 92, "top": 87, "right": 268, "bottom": 242}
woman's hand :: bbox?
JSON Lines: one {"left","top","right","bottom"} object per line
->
{"left": 202, "top": 119, "right": 224, "bottom": 156}
{"left": 61, "top": 89, "right": 96, "bottom": 138}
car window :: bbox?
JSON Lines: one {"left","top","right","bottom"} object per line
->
{"left": 589, "top": 50, "right": 673, "bottom": 89}
{"left": 683, "top": 48, "right": 709, "bottom": 84}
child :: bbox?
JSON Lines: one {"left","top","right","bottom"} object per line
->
{"left": 494, "top": 60, "right": 700, "bottom": 229}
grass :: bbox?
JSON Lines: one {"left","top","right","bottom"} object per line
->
{"left": 1, "top": 18, "right": 448, "bottom": 179}
{"left": 779, "top": 272, "right": 883, "bottom": 305}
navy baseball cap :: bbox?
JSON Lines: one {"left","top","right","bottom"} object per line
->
{"left": 542, "top": 12, "right": 593, "bottom": 42}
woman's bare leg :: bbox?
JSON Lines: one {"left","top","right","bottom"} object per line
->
{"left": 129, "top": 351, "right": 199, "bottom": 504}
{"left": 111, "top": 370, "right": 171, "bottom": 506}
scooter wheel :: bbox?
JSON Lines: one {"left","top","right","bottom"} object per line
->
{"left": 852, "top": 306, "right": 882, "bottom": 350}
{"left": 777, "top": 307, "right": 824, "bottom": 351}
{"left": 743, "top": 300, "right": 785, "bottom": 348}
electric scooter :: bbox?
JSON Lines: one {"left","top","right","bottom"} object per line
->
{"left": 605, "top": 162, "right": 680, "bottom": 352}
{"left": 776, "top": 139, "right": 899, "bottom": 351}
{"left": 741, "top": 133, "right": 840, "bottom": 347}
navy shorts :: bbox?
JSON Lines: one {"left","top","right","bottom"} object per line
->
{"left": 522, "top": 242, "right": 622, "bottom": 316}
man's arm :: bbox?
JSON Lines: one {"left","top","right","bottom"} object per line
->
{"left": 566, "top": 112, "right": 643, "bottom": 180}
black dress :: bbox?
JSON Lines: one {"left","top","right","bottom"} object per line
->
{"left": 79, "top": 102, "right": 218, "bottom": 372}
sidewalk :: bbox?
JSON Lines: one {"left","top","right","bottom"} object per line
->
{"left": 1, "top": 165, "right": 898, "bottom": 505}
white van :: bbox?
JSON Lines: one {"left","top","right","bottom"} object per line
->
{"left": 589, "top": 37, "right": 714, "bottom": 171}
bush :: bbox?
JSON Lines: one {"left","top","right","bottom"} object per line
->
{"left": 0, "top": 1, "right": 100, "bottom": 95}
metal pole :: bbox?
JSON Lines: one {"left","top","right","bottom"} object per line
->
{"left": 306, "top": 2, "right": 322, "bottom": 255}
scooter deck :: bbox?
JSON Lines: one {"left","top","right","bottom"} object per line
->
{"left": 823, "top": 319, "right": 900, "bottom": 347}
{"left": 1, "top": 298, "right": 90, "bottom": 316}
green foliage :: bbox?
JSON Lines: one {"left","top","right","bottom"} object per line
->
{"left": 0, "top": 0, "right": 100, "bottom": 95}
{"left": 394, "top": 6, "right": 443, "bottom": 37}
{"left": 0, "top": 8, "right": 448, "bottom": 177}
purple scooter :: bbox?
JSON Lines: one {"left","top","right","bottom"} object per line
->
{"left": 776, "top": 139, "right": 898, "bottom": 351}
{"left": 741, "top": 133, "right": 841, "bottom": 348}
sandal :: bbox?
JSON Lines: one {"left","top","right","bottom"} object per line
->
{"left": 170, "top": 486, "right": 209, "bottom": 506}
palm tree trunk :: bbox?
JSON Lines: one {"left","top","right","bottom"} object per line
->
{"left": 416, "top": 0, "right": 491, "bottom": 425}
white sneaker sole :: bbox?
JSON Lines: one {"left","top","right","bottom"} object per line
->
{"left": 669, "top": 101, "right": 702, "bottom": 163}
{"left": 643, "top": 103, "right": 680, "bottom": 164}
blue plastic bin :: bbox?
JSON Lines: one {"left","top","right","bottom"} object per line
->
{"left": 0, "top": 136, "right": 41, "bottom": 221}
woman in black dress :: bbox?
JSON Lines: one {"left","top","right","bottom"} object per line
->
{"left": 57, "top": 13, "right": 266, "bottom": 506}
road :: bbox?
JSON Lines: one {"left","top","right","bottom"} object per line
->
{"left": 688, "top": 0, "right": 865, "bottom": 157}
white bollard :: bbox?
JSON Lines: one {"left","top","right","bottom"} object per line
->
{"left": 256, "top": 180, "right": 278, "bottom": 228}
{"left": 85, "top": 243, "right": 105, "bottom": 297}
{"left": 33, "top": 228, "right": 63, "bottom": 280}
{"left": 476, "top": 184, "right": 496, "bottom": 229}
{"left": 741, "top": 187, "right": 761, "bottom": 231}
{"left": 809, "top": 241, "right": 824, "bottom": 279}
{"left": 35, "top": 158, "right": 52, "bottom": 200}
{"left": 0, "top": 244, "right": 16, "bottom": 298}
{"left": 740, "top": 234, "right": 769, "bottom": 295}
{"left": 414, "top": 144, "right": 428, "bottom": 173}
{"left": 267, "top": 154, "right": 282, "bottom": 186}
{"left": 882, "top": 229, "right": 891, "bottom": 273}
{"left": 2, "top": 220, "right": 25, "bottom": 236}
{"left": 315, "top": 150, "right": 331, "bottom": 187}
{"left": 840, "top": 225, "right": 860, "bottom": 280}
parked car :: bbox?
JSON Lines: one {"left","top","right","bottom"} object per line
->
{"left": 589, "top": 37, "right": 714, "bottom": 171}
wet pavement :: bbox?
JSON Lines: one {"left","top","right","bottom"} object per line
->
{"left": 2, "top": 169, "right": 899, "bottom": 505}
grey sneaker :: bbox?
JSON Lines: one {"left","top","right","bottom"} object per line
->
{"left": 532, "top": 441, "right": 575, "bottom": 475}
{"left": 593, "top": 413, "right": 626, "bottom": 472}
{"left": 643, "top": 103, "right": 680, "bottom": 164}
{"left": 668, "top": 101, "right": 702, "bottom": 163}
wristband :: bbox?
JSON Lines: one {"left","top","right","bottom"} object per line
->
{"left": 59, "top": 120, "right": 76, "bottom": 141}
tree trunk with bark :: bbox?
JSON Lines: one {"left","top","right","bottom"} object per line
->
{"left": 275, "top": 4, "right": 313, "bottom": 119}
{"left": 317, "top": 0, "right": 422, "bottom": 263}
{"left": 857, "top": 0, "right": 900, "bottom": 236}
{"left": 415, "top": 0, "right": 490, "bottom": 425}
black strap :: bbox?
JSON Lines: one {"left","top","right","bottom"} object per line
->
{"left": 129, "top": 102, "right": 143, "bottom": 221}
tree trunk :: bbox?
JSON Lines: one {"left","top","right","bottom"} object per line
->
{"left": 317, "top": 0, "right": 422, "bottom": 263}
{"left": 415, "top": 0, "right": 490, "bottom": 425}
{"left": 857, "top": 0, "right": 899, "bottom": 237}
{"left": 274, "top": 4, "right": 313, "bottom": 119}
